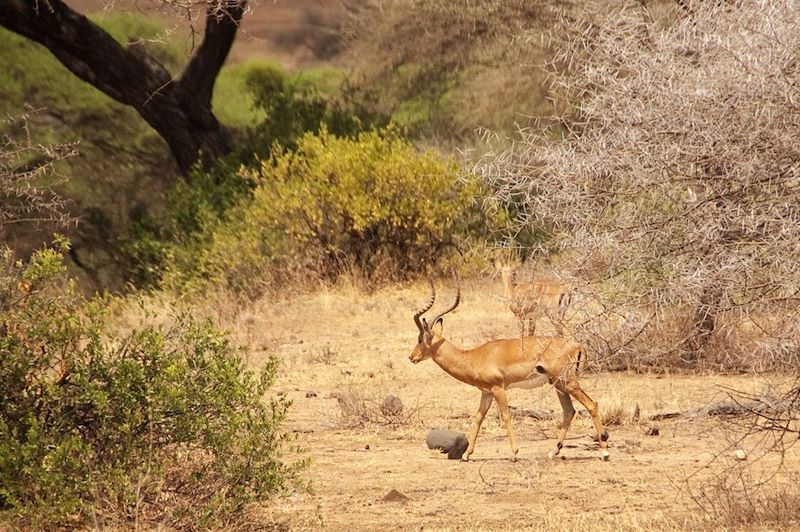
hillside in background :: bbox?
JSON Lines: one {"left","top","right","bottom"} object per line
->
{"left": 66, "top": 0, "right": 348, "bottom": 68}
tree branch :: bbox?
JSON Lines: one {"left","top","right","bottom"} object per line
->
{"left": 179, "top": 0, "right": 246, "bottom": 108}
{"left": 0, "top": 0, "right": 244, "bottom": 173}
{"left": 0, "top": 0, "right": 173, "bottom": 107}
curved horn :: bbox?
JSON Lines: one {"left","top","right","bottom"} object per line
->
{"left": 413, "top": 279, "right": 436, "bottom": 333}
{"left": 429, "top": 271, "right": 461, "bottom": 325}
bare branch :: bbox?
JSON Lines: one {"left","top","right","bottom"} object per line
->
{"left": 480, "top": 0, "right": 800, "bottom": 371}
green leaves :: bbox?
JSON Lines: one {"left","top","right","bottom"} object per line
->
{"left": 187, "top": 127, "right": 493, "bottom": 294}
{"left": 0, "top": 242, "right": 304, "bottom": 528}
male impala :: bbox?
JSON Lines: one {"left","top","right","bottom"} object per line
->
{"left": 495, "top": 259, "right": 572, "bottom": 337}
{"left": 410, "top": 275, "right": 608, "bottom": 461}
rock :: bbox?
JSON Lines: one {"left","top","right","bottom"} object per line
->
{"left": 646, "top": 426, "right": 659, "bottom": 436}
{"left": 380, "top": 395, "right": 403, "bottom": 417}
{"left": 305, "top": 391, "right": 317, "bottom": 398}
{"left": 734, "top": 448, "right": 747, "bottom": 460}
{"left": 382, "top": 489, "right": 409, "bottom": 503}
{"left": 426, "top": 429, "right": 469, "bottom": 460}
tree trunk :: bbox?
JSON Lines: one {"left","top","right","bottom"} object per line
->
{"left": 0, "top": 0, "right": 245, "bottom": 174}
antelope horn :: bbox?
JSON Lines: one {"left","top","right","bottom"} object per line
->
{"left": 413, "top": 278, "right": 436, "bottom": 333}
{"left": 429, "top": 271, "right": 460, "bottom": 325}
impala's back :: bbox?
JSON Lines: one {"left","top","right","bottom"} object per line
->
{"left": 474, "top": 335, "right": 582, "bottom": 389}
{"left": 511, "top": 278, "right": 571, "bottom": 314}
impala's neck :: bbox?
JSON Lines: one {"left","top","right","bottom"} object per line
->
{"left": 430, "top": 340, "right": 479, "bottom": 386}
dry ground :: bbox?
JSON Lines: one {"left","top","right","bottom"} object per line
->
{"left": 203, "top": 277, "right": 800, "bottom": 531}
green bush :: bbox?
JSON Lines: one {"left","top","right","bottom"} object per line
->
{"left": 173, "top": 128, "right": 494, "bottom": 296}
{"left": 242, "top": 62, "right": 381, "bottom": 164}
{"left": 0, "top": 238, "right": 305, "bottom": 529}
{"left": 141, "top": 63, "right": 384, "bottom": 286}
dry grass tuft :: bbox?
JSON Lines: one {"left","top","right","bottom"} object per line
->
{"left": 310, "top": 344, "right": 338, "bottom": 365}
{"left": 332, "top": 388, "right": 420, "bottom": 429}
{"left": 689, "top": 466, "right": 800, "bottom": 530}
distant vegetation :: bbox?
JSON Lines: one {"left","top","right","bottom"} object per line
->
{"left": 340, "top": 0, "right": 574, "bottom": 141}
{"left": 1, "top": 2, "right": 572, "bottom": 291}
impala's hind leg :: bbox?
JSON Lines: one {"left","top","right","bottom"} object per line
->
{"left": 552, "top": 383, "right": 575, "bottom": 457}
{"left": 463, "top": 391, "right": 493, "bottom": 461}
{"left": 566, "top": 383, "right": 610, "bottom": 460}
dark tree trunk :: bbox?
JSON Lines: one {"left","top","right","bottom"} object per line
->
{"left": 0, "top": 0, "right": 245, "bottom": 174}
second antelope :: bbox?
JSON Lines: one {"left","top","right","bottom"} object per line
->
{"left": 409, "top": 275, "right": 608, "bottom": 461}
{"left": 495, "top": 259, "right": 572, "bottom": 337}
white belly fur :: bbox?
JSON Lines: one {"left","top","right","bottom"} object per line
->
{"left": 507, "top": 372, "right": 549, "bottom": 390}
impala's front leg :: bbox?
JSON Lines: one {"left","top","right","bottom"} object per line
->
{"left": 491, "top": 386, "right": 519, "bottom": 460}
{"left": 553, "top": 386, "right": 576, "bottom": 457}
{"left": 463, "top": 391, "right": 493, "bottom": 461}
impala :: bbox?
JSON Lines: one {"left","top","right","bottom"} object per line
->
{"left": 410, "top": 275, "right": 609, "bottom": 461}
{"left": 495, "top": 259, "right": 572, "bottom": 337}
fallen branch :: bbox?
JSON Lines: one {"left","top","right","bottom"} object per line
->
{"left": 649, "top": 388, "right": 791, "bottom": 422}
{"left": 508, "top": 405, "right": 556, "bottom": 420}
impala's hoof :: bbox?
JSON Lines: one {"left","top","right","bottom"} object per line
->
{"left": 601, "top": 450, "right": 610, "bottom": 461}
{"left": 547, "top": 450, "right": 555, "bottom": 460}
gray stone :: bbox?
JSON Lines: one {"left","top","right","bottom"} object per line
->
{"left": 426, "top": 429, "right": 469, "bottom": 460}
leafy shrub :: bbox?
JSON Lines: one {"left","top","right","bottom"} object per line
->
{"left": 244, "top": 63, "right": 375, "bottom": 161}
{"left": 0, "top": 238, "right": 305, "bottom": 529}
{"left": 173, "top": 128, "right": 494, "bottom": 297}
{"left": 140, "top": 63, "right": 385, "bottom": 290}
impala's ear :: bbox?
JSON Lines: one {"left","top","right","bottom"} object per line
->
{"left": 431, "top": 317, "right": 444, "bottom": 335}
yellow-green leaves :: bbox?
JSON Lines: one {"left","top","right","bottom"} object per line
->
{"left": 192, "top": 128, "right": 490, "bottom": 295}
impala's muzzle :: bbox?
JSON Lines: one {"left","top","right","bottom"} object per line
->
{"left": 409, "top": 334, "right": 426, "bottom": 363}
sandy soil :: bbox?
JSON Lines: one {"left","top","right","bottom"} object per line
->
{"left": 208, "top": 278, "right": 800, "bottom": 530}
